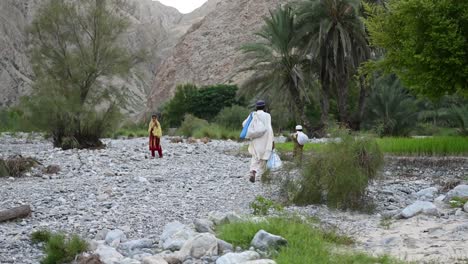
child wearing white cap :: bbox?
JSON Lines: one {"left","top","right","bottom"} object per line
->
{"left": 292, "top": 125, "right": 309, "bottom": 162}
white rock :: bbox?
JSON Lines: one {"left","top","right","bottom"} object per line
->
{"left": 141, "top": 256, "right": 168, "bottom": 264}
{"left": 105, "top": 229, "right": 127, "bottom": 245}
{"left": 241, "top": 260, "right": 277, "bottom": 264}
{"left": 216, "top": 251, "right": 260, "bottom": 264}
{"left": 194, "top": 218, "right": 215, "bottom": 233}
{"left": 251, "top": 230, "right": 287, "bottom": 250}
{"left": 401, "top": 201, "right": 439, "bottom": 219}
{"left": 96, "top": 244, "right": 124, "bottom": 264}
{"left": 118, "top": 258, "right": 142, "bottom": 264}
{"left": 179, "top": 233, "right": 218, "bottom": 259}
{"left": 415, "top": 187, "right": 438, "bottom": 201}
{"left": 445, "top": 185, "right": 468, "bottom": 201}
{"left": 208, "top": 211, "right": 242, "bottom": 225}
{"left": 464, "top": 202, "right": 468, "bottom": 213}
{"left": 119, "top": 239, "right": 153, "bottom": 251}
{"left": 160, "top": 221, "right": 195, "bottom": 251}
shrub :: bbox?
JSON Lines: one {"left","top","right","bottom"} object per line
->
{"left": 249, "top": 196, "right": 283, "bottom": 216}
{"left": 163, "top": 83, "right": 245, "bottom": 127}
{"left": 293, "top": 131, "right": 384, "bottom": 210}
{"left": 214, "top": 105, "right": 251, "bottom": 129}
{"left": 31, "top": 230, "right": 88, "bottom": 264}
{"left": 0, "top": 156, "right": 38, "bottom": 177}
{"left": 177, "top": 114, "right": 209, "bottom": 137}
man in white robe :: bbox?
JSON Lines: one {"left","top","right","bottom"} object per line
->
{"left": 242, "top": 100, "right": 274, "bottom": 183}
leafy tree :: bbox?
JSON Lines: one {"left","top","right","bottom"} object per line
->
{"left": 365, "top": 75, "right": 417, "bottom": 136}
{"left": 163, "top": 83, "right": 199, "bottom": 127}
{"left": 27, "top": 0, "right": 135, "bottom": 149}
{"left": 365, "top": 0, "right": 468, "bottom": 98}
{"left": 162, "top": 84, "right": 243, "bottom": 127}
{"left": 296, "top": 0, "right": 370, "bottom": 128}
{"left": 241, "top": 6, "right": 314, "bottom": 132}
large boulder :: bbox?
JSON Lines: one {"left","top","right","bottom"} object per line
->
{"left": 96, "top": 245, "right": 124, "bottom": 264}
{"left": 445, "top": 185, "right": 468, "bottom": 201}
{"left": 194, "top": 218, "right": 215, "bottom": 233}
{"left": 179, "top": 233, "right": 218, "bottom": 259}
{"left": 208, "top": 211, "right": 242, "bottom": 226}
{"left": 415, "top": 187, "right": 438, "bottom": 201}
{"left": 400, "top": 201, "right": 439, "bottom": 219}
{"left": 216, "top": 251, "right": 260, "bottom": 264}
{"left": 250, "top": 230, "right": 287, "bottom": 251}
{"left": 160, "top": 221, "right": 195, "bottom": 251}
{"left": 105, "top": 229, "right": 127, "bottom": 245}
{"left": 141, "top": 256, "right": 168, "bottom": 264}
{"left": 217, "top": 239, "right": 234, "bottom": 255}
{"left": 242, "top": 260, "right": 277, "bottom": 264}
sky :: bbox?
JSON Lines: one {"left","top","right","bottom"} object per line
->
{"left": 155, "top": 0, "right": 208, "bottom": 14}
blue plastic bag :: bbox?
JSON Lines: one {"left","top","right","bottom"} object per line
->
{"left": 267, "top": 150, "right": 282, "bottom": 170}
{"left": 240, "top": 113, "right": 253, "bottom": 139}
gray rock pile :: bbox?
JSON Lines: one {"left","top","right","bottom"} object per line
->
{"left": 86, "top": 212, "right": 284, "bottom": 264}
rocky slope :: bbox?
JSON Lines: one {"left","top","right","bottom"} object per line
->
{"left": 0, "top": 0, "right": 216, "bottom": 115}
{"left": 148, "top": 0, "right": 288, "bottom": 110}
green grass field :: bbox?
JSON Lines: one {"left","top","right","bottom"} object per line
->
{"left": 275, "top": 136, "right": 468, "bottom": 156}
{"left": 217, "top": 217, "right": 403, "bottom": 264}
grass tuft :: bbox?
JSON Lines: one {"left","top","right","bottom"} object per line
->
{"left": 31, "top": 230, "right": 88, "bottom": 264}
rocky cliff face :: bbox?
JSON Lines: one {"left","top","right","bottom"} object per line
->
{"left": 148, "top": 0, "right": 287, "bottom": 110}
{"left": 1, "top": 0, "right": 287, "bottom": 116}
{"left": 0, "top": 0, "right": 216, "bottom": 115}
{"left": 0, "top": 0, "right": 39, "bottom": 107}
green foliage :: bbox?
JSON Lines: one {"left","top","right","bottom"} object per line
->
{"left": 26, "top": 0, "right": 134, "bottom": 149}
{"left": 447, "top": 104, "right": 468, "bottom": 136}
{"left": 0, "top": 108, "right": 37, "bottom": 132}
{"left": 365, "top": 0, "right": 468, "bottom": 98}
{"left": 241, "top": 6, "right": 314, "bottom": 130}
{"left": 365, "top": 76, "right": 417, "bottom": 136}
{"left": 293, "top": 132, "right": 384, "bottom": 210}
{"left": 163, "top": 84, "right": 243, "bottom": 127}
{"left": 276, "top": 136, "right": 468, "bottom": 156}
{"left": 177, "top": 114, "right": 209, "bottom": 137}
{"left": 214, "top": 105, "right": 251, "bottom": 129}
{"left": 377, "top": 136, "right": 468, "bottom": 156}
{"left": 249, "top": 196, "right": 283, "bottom": 216}
{"left": 31, "top": 230, "right": 52, "bottom": 243}
{"left": 217, "top": 217, "right": 402, "bottom": 264}
{"left": 296, "top": 0, "right": 370, "bottom": 125}
{"left": 449, "top": 197, "right": 468, "bottom": 208}
{"left": 31, "top": 230, "right": 88, "bottom": 264}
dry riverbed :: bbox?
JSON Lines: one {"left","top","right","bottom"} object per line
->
{"left": 0, "top": 133, "right": 467, "bottom": 263}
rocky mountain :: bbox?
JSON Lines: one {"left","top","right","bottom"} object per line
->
{"left": 148, "top": 0, "right": 287, "bottom": 111}
{"left": 1, "top": 0, "right": 287, "bottom": 116}
{"left": 0, "top": 0, "right": 216, "bottom": 115}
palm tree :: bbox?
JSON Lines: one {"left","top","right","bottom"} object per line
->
{"left": 296, "top": 0, "right": 370, "bottom": 128}
{"left": 241, "top": 6, "right": 313, "bottom": 132}
{"left": 366, "top": 75, "right": 417, "bottom": 136}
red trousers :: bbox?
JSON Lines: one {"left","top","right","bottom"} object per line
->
{"left": 149, "top": 135, "right": 163, "bottom": 158}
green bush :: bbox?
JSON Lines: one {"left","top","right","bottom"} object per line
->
{"left": 177, "top": 114, "right": 209, "bottom": 137}
{"left": 214, "top": 105, "right": 251, "bottom": 129}
{"left": 249, "top": 196, "right": 283, "bottom": 216}
{"left": 293, "top": 132, "right": 384, "bottom": 210}
{"left": 163, "top": 83, "right": 245, "bottom": 127}
{"left": 31, "top": 230, "right": 88, "bottom": 264}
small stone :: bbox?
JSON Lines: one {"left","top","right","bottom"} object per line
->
{"left": 142, "top": 255, "right": 168, "bottom": 264}
{"left": 215, "top": 251, "right": 260, "bottom": 264}
{"left": 464, "top": 202, "right": 468, "bottom": 213}
{"left": 194, "top": 219, "right": 214, "bottom": 233}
